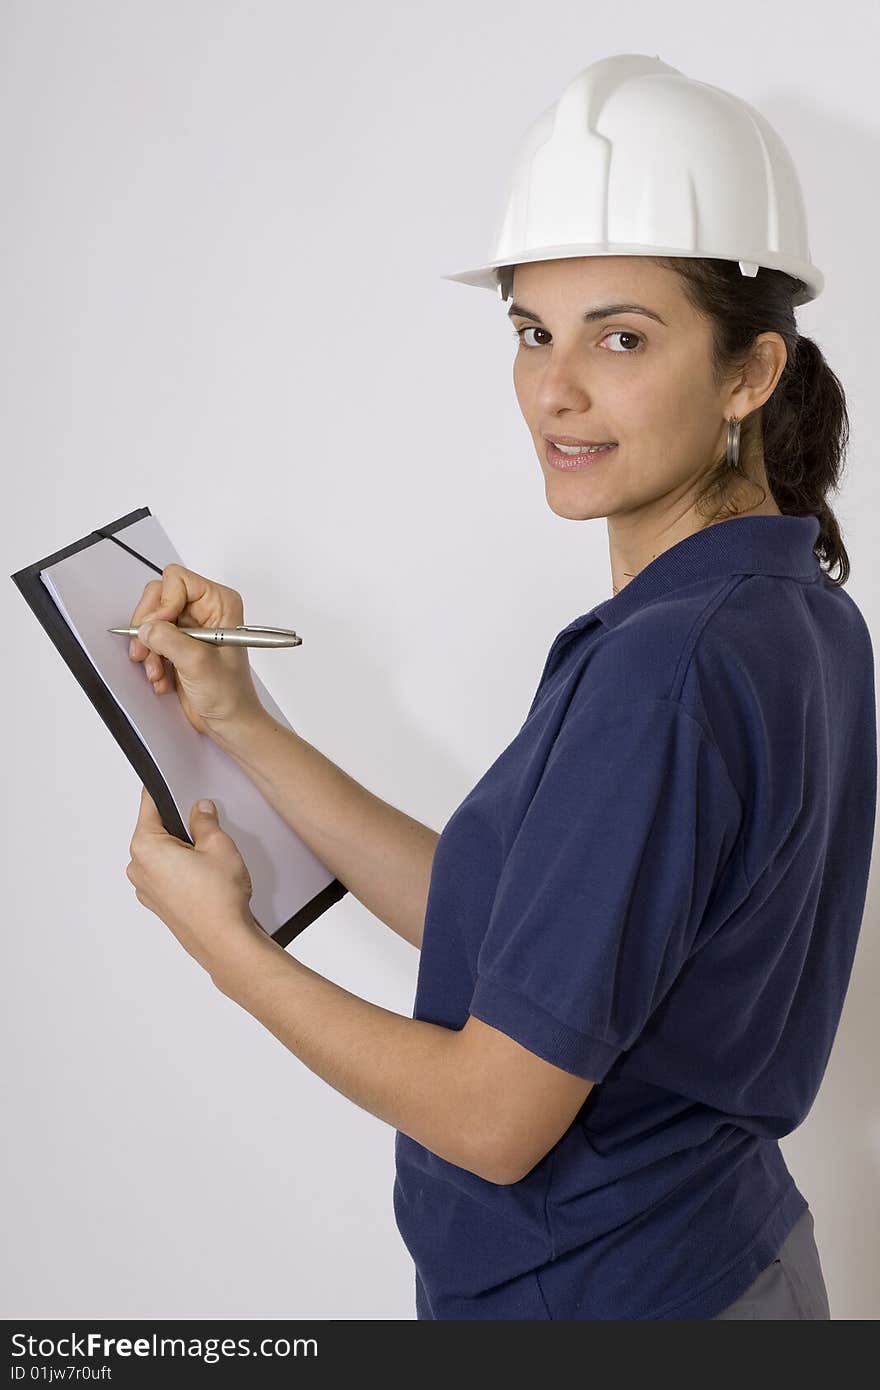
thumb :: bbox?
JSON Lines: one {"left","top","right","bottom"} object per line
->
{"left": 190, "top": 799, "right": 252, "bottom": 895}
{"left": 137, "top": 616, "right": 192, "bottom": 662}
{"left": 190, "top": 798, "right": 221, "bottom": 844}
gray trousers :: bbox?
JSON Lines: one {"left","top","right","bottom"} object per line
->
{"left": 712, "top": 1207, "right": 830, "bottom": 1319}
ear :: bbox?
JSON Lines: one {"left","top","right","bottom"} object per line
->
{"left": 726, "top": 331, "right": 788, "bottom": 419}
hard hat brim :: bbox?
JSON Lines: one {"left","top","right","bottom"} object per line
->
{"left": 439, "top": 245, "right": 822, "bottom": 307}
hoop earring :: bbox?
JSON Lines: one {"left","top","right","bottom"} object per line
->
{"left": 726, "top": 415, "right": 742, "bottom": 469}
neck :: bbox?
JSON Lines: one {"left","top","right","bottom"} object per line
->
{"left": 609, "top": 448, "right": 781, "bottom": 596}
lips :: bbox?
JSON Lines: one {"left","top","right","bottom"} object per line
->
{"left": 545, "top": 440, "right": 617, "bottom": 469}
{"left": 544, "top": 435, "right": 616, "bottom": 447}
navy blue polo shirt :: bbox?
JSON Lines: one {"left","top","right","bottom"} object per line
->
{"left": 392, "top": 514, "right": 877, "bottom": 1319}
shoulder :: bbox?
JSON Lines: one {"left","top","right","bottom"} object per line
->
{"left": 567, "top": 575, "right": 806, "bottom": 785}
{"left": 585, "top": 569, "right": 869, "bottom": 708}
{"left": 576, "top": 575, "right": 746, "bottom": 711}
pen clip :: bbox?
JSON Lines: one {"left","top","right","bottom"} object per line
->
{"left": 235, "top": 625, "right": 300, "bottom": 637}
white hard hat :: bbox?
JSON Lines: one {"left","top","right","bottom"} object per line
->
{"left": 440, "top": 53, "right": 823, "bottom": 308}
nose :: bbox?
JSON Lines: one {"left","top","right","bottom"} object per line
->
{"left": 529, "top": 347, "right": 594, "bottom": 420}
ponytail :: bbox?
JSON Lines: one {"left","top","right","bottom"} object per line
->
{"left": 654, "top": 255, "right": 851, "bottom": 586}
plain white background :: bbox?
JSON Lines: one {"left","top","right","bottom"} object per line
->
{"left": 2, "top": 0, "right": 878, "bottom": 1320}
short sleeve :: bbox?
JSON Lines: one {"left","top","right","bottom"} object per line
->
{"left": 468, "top": 695, "right": 745, "bottom": 1081}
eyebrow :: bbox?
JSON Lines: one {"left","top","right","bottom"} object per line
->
{"left": 506, "top": 300, "right": 668, "bottom": 327}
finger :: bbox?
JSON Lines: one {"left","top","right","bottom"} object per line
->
{"left": 158, "top": 564, "right": 244, "bottom": 632}
{"left": 128, "top": 572, "right": 205, "bottom": 661}
{"left": 131, "top": 609, "right": 181, "bottom": 683}
{"left": 129, "top": 565, "right": 243, "bottom": 674}
{"left": 129, "top": 593, "right": 187, "bottom": 672}
{"left": 189, "top": 798, "right": 220, "bottom": 844}
{"left": 129, "top": 579, "right": 164, "bottom": 660}
{"left": 135, "top": 618, "right": 211, "bottom": 681}
{"left": 135, "top": 784, "right": 165, "bottom": 837}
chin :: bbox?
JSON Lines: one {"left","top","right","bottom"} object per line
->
{"left": 543, "top": 487, "right": 607, "bottom": 522}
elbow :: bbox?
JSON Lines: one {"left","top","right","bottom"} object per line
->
{"left": 482, "top": 1155, "right": 533, "bottom": 1186}
{"left": 456, "top": 1132, "right": 517, "bottom": 1186}
{"left": 460, "top": 1103, "right": 540, "bottom": 1186}
{"left": 487, "top": 1164, "right": 526, "bottom": 1187}
{"left": 470, "top": 1135, "right": 533, "bottom": 1187}
{"left": 470, "top": 1157, "right": 520, "bottom": 1186}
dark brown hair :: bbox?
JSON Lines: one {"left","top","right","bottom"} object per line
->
{"left": 501, "top": 257, "right": 851, "bottom": 586}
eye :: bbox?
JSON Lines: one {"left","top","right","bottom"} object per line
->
{"left": 511, "top": 326, "right": 645, "bottom": 354}
{"left": 600, "top": 329, "right": 645, "bottom": 354}
{"left": 512, "top": 325, "right": 551, "bottom": 349}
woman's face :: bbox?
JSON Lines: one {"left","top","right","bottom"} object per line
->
{"left": 509, "top": 256, "right": 734, "bottom": 523}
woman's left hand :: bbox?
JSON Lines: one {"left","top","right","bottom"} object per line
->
{"left": 126, "top": 786, "right": 266, "bottom": 981}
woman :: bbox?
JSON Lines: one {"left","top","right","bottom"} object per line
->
{"left": 125, "top": 55, "right": 875, "bottom": 1319}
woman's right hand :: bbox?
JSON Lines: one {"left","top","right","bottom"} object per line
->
{"left": 128, "top": 563, "right": 267, "bottom": 738}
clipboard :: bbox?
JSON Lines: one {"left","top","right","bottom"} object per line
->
{"left": 10, "top": 504, "right": 348, "bottom": 947}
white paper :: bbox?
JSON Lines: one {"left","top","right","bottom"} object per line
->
{"left": 40, "top": 513, "right": 336, "bottom": 939}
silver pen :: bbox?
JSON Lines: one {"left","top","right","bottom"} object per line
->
{"left": 107, "top": 625, "right": 302, "bottom": 649}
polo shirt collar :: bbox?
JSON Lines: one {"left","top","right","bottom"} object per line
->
{"left": 580, "top": 514, "right": 822, "bottom": 632}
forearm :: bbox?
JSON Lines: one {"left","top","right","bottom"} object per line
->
{"left": 212, "top": 929, "right": 495, "bottom": 1181}
{"left": 210, "top": 710, "right": 438, "bottom": 950}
